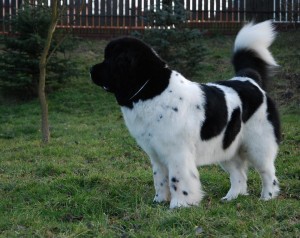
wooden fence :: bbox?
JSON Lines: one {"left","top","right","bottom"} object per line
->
{"left": 1, "top": 0, "right": 299, "bottom": 37}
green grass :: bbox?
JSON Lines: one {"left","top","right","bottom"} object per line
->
{"left": 0, "top": 31, "right": 299, "bottom": 237}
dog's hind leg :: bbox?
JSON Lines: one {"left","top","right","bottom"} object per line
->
{"left": 250, "top": 156, "right": 279, "bottom": 200}
{"left": 243, "top": 143, "right": 279, "bottom": 200}
{"left": 220, "top": 155, "right": 249, "bottom": 201}
{"left": 259, "top": 164, "right": 280, "bottom": 200}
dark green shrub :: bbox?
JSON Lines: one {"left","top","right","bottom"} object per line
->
{"left": 0, "top": 1, "right": 79, "bottom": 100}
{"left": 133, "top": 0, "right": 207, "bottom": 79}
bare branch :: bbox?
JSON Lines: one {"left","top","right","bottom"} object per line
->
{"left": 46, "top": 0, "right": 85, "bottom": 62}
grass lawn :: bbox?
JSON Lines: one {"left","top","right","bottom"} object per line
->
{"left": 0, "top": 30, "right": 299, "bottom": 237}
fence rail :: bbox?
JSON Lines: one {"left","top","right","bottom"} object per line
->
{"left": 1, "top": 0, "right": 299, "bottom": 37}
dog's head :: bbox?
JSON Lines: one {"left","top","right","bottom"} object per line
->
{"left": 90, "top": 37, "right": 170, "bottom": 107}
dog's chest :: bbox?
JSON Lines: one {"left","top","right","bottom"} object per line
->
{"left": 121, "top": 75, "right": 205, "bottom": 154}
{"left": 121, "top": 97, "right": 182, "bottom": 146}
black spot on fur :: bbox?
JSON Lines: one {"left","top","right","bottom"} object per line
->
{"left": 172, "top": 107, "right": 178, "bottom": 112}
{"left": 223, "top": 108, "right": 242, "bottom": 149}
{"left": 200, "top": 85, "right": 228, "bottom": 140}
{"left": 153, "top": 171, "right": 157, "bottom": 175}
{"left": 216, "top": 80, "right": 264, "bottom": 122}
{"left": 172, "top": 185, "right": 177, "bottom": 191}
{"left": 266, "top": 96, "right": 281, "bottom": 144}
{"left": 273, "top": 180, "right": 277, "bottom": 186}
{"left": 196, "top": 105, "right": 201, "bottom": 110}
{"left": 157, "top": 114, "right": 163, "bottom": 122}
{"left": 269, "top": 192, "right": 272, "bottom": 197}
{"left": 183, "top": 191, "right": 188, "bottom": 196}
{"left": 179, "top": 97, "right": 183, "bottom": 100}
{"left": 169, "top": 90, "right": 173, "bottom": 93}
{"left": 171, "top": 177, "right": 179, "bottom": 183}
{"left": 160, "top": 183, "right": 163, "bottom": 186}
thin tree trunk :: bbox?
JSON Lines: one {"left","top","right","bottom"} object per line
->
{"left": 38, "top": 0, "right": 58, "bottom": 144}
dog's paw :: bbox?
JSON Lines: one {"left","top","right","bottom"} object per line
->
{"left": 153, "top": 193, "right": 170, "bottom": 203}
{"left": 260, "top": 180, "right": 280, "bottom": 201}
{"left": 221, "top": 195, "right": 236, "bottom": 202}
{"left": 221, "top": 192, "right": 249, "bottom": 202}
{"left": 169, "top": 198, "right": 199, "bottom": 209}
{"left": 260, "top": 187, "right": 280, "bottom": 201}
{"left": 221, "top": 186, "right": 249, "bottom": 202}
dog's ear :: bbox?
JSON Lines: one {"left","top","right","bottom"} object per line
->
{"left": 110, "top": 51, "right": 137, "bottom": 81}
{"left": 105, "top": 37, "right": 167, "bottom": 84}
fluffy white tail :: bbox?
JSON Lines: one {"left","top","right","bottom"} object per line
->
{"left": 232, "top": 20, "right": 279, "bottom": 89}
{"left": 234, "top": 20, "right": 278, "bottom": 66}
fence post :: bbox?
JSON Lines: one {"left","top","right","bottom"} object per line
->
{"left": 246, "top": 0, "right": 274, "bottom": 22}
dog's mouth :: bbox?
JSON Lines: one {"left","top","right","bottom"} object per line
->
{"left": 90, "top": 64, "right": 113, "bottom": 92}
{"left": 93, "top": 79, "right": 112, "bottom": 93}
{"left": 91, "top": 77, "right": 113, "bottom": 93}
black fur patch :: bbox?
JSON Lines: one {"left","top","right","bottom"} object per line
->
{"left": 91, "top": 37, "right": 171, "bottom": 108}
{"left": 236, "top": 68, "right": 262, "bottom": 85}
{"left": 216, "top": 80, "right": 264, "bottom": 122}
{"left": 200, "top": 85, "right": 228, "bottom": 140}
{"left": 266, "top": 96, "right": 281, "bottom": 144}
{"left": 223, "top": 108, "right": 242, "bottom": 149}
{"left": 172, "top": 185, "right": 177, "bottom": 191}
{"left": 232, "top": 49, "right": 272, "bottom": 89}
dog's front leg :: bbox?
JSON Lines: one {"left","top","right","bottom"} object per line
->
{"left": 151, "top": 158, "right": 171, "bottom": 203}
{"left": 167, "top": 155, "right": 204, "bottom": 209}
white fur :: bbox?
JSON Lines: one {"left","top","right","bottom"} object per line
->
{"left": 234, "top": 20, "right": 278, "bottom": 66}
{"left": 120, "top": 22, "right": 280, "bottom": 208}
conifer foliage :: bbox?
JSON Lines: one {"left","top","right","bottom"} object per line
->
{"left": 134, "top": 0, "right": 207, "bottom": 79}
{"left": 0, "top": 2, "right": 78, "bottom": 100}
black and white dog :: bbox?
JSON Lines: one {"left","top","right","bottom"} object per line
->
{"left": 90, "top": 20, "right": 281, "bottom": 208}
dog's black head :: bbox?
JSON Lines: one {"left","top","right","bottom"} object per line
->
{"left": 90, "top": 37, "right": 171, "bottom": 108}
